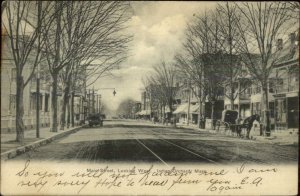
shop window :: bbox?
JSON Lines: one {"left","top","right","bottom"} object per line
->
{"left": 275, "top": 99, "right": 286, "bottom": 123}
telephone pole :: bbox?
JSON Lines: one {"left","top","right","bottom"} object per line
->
{"left": 36, "top": 64, "right": 40, "bottom": 138}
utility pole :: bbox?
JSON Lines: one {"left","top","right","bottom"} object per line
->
{"left": 237, "top": 80, "right": 241, "bottom": 119}
{"left": 36, "top": 64, "right": 40, "bottom": 138}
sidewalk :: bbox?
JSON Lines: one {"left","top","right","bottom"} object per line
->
{"left": 251, "top": 131, "right": 299, "bottom": 145}
{"left": 178, "top": 122, "right": 299, "bottom": 145}
{"left": 138, "top": 119, "right": 299, "bottom": 146}
{"left": 1, "top": 126, "right": 81, "bottom": 160}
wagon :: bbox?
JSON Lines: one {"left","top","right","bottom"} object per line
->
{"left": 216, "top": 110, "right": 242, "bottom": 136}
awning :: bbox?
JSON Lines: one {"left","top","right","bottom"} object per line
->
{"left": 173, "top": 103, "right": 200, "bottom": 114}
{"left": 190, "top": 104, "right": 200, "bottom": 114}
{"left": 173, "top": 103, "right": 189, "bottom": 114}
{"left": 138, "top": 110, "right": 151, "bottom": 115}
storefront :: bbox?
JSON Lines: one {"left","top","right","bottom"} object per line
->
{"left": 274, "top": 93, "right": 299, "bottom": 131}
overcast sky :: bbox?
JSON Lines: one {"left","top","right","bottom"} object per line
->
{"left": 94, "top": 2, "right": 217, "bottom": 111}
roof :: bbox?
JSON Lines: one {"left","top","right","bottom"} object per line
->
{"left": 273, "top": 31, "right": 299, "bottom": 67}
{"left": 173, "top": 103, "right": 189, "bottom": 114}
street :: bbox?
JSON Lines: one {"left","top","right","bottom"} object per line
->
{"left": 12, "top": 120, "right": 298, "bottom": 165}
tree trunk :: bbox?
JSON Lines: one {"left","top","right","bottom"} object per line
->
{"left": 187, "top": 88, "right": 191, "bottom": 126}
{"left": 169, "top": 104, "right": 176, "bottom": 127}
{"left": 211, "top": 101, "right": 215, "bottom": 130}
{"left": 163, "top": 104, "right": 165, "bottom": 124}
{"left": 71, "top": 91, "right": 75, "bottom": 127}
{"left": 262, "top": 86, "right": 271, "bottom": 136}
{"left": 15, "top": 76, "right": 25, "bottom": 143}
{"left": 60, "top": 84, "right": 70, "bottom": 130}
{"left": 197, "top": 98, "right": 203, "bottom": 128}
{"left": 67, "top": 97, "right": 70, "bottom": 128}
{"left": 50, "top": 73, "right": 58, "bottom": 132}
{"left": 230, "top": 85, "right": 235, "bottom": 110}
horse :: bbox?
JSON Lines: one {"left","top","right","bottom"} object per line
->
{"left": 238, "top": 114, "right": 260, "bottom": 139}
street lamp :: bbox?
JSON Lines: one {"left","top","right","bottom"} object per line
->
{"left": 36, "top": 63, "right": 40, "bottom": 138}
{"left": 93, "top": 88, "right": 117, "bottom": 96}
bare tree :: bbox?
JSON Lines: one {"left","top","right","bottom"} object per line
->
{"left": 142, "top": 77, "right": 167, "bottom": 120}
{"left": 235, "top": 2, "right": 295, "bottom": 136}
{"left": 2, "top": 1, "right": 52, "bottom": 142}
{"left": 150, "top": 61, "right": 178, "bottom": 123}
{"left": 176, "top": 11, "right": 226, "bottom": 128}
{"left": 285, "top": 2, "right": 300, "bottom": 19}
{"left": 215, "top": 2, "right": 251, "bottom": 111}
{"left": 174, "top": 54, "right": 206, "bottom": 128}
{"left": 42, "top": 1, "right": 132, "bottom": 131}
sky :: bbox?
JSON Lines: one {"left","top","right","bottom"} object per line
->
{"left": 93, "top": 2, "right": 217, "bottom": 111}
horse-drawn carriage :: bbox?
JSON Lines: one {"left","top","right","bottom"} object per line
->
{"left": 216, "top": 110, "right": 260, "bottom": 139}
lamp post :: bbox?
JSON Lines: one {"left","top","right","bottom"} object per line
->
{"left": 36, "top": 64, "right": 40, "bottom": 138}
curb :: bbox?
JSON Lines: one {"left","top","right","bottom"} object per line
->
{"left": 175, "top": 124, "right": 299, "bottom": 145}
{"left": 1, "top": 126, "right": 81, "bottom": 161}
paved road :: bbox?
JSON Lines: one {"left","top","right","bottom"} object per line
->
{"left": 12, "top": 120, "right": 298, "bottom": 165}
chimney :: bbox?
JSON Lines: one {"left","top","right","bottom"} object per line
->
{"left": 289, "top": 32, "right": 296, "bottom": 47}
{"left": 276, "top": 39, "right": 283, "bottom": 51}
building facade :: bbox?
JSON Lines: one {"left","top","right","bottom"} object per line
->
{"left": 1, "top": 36, "right": 52, "bottom": 132}
{"left": 1, "top": 36, "right": 86, "bottom": 132}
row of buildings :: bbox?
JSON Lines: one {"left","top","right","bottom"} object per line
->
{"left": 1, "top": 36, "right": 101, "bottom": 132}
{"left": 138, "top": 32, "right": 299, "bottom": 132}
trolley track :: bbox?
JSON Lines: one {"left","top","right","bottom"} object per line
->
{"left": 131, "top": 129, "right": 220, "bottom": 165}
